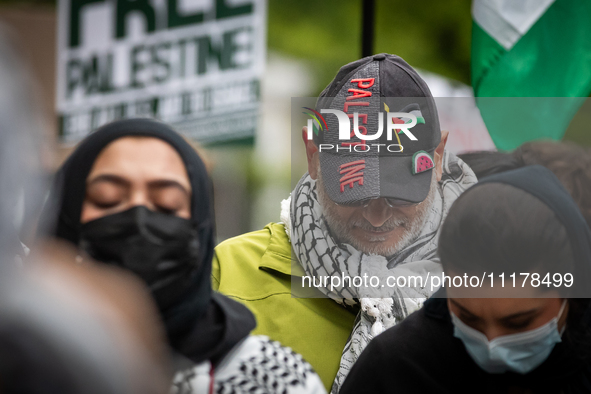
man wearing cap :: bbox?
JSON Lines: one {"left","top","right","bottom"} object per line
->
{"left": 212, "top": 54, "right": 476, "bottom": 392}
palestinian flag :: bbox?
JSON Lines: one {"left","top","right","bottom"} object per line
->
{"left": 403, "top": 104, "right": 426, "bottom": 125}
{"left": 386, "top": 103, "right": 425, "bottom": 127}
{"left": 472, "top": 0, "right": 591, "bottom": 151}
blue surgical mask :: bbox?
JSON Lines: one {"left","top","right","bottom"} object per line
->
{"left": 451, "top": 300, "right": 567, "bottom": 374}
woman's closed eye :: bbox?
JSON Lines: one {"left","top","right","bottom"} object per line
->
{"left": 501, "top": 311, "right": 540, "bottom": 331}
{"left": 93, "top": 200, "right": 121, "bottom": 209}
{"left": 150, "top": 186, "right": 190, "bottom": 216}
{"left": 458, "top": 313, "right": 483, "bottom": 331}
{"left": 86, "top": 180, "right": 126, "bottom": 209}
{"left": 460, "top": 313, "right": 479, "bottom": 323}
{"left": 503, "top": 319, "right": 534, "bottom": 330}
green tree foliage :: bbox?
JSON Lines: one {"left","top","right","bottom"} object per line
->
{"left": 268, "top": 0, "right": 472, "bottom": 94}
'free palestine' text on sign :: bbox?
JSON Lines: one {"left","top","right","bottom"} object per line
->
{"left": 57, "top": 0, "right": 266, "bottom": 144}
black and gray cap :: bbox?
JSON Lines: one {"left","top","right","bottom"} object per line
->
{"left": 314, "top": 53, "right": 440, "bottom": 205}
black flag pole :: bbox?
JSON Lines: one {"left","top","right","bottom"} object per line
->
{"left": 361, "top": 0, "right": 375, "bottom": 58}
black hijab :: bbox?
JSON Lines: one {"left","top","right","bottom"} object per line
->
{"left": 476, "top": 165, "right": 591, "bottom": 298}
{"left": 430, "top": 165, "right": 591, "bottom": 392}
{"left": 42, "top": 118, "right": 255, "bottom": 365}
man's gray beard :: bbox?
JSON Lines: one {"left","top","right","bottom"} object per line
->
{"left": 316, "top": 171, "right": 438, "bottom": 257}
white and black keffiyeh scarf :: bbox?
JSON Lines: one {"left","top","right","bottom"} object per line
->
{"left": 282, "top": 152, "right": 476, "bottom": 393}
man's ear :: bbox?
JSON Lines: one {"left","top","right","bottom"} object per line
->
{"left": 303, "top": 127, "right": 319, "bottom": 179}
{"left": 434, "top": 130, "right": 449, "bottom": 182}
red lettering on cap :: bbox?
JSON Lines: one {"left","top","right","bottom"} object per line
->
{"left": 348, "top": 113, "right": 368, "bottom": 123}
{"left": 351, "top": 78, "right": 375, "bottom": 89}
{"left": 339, "top": 79, "right": 373, "bottom": 148}
{"left": 346, "top": 88, "right": 372, "bottom": 100}
{"left": 344, "top": 101, "right": 369, "bottom": 113}
{"left": 339, "top": 160, "right": 365, "bottom": 192}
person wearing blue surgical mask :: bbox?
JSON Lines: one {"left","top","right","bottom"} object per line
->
{"left": 340, "top": 166, "right": 591, "bottom": 394}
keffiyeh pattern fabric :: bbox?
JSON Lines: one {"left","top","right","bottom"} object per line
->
{"left": 287, "top": 152, "right": 477, "bottom": 393}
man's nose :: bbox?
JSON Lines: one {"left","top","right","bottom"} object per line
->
{"left": 361, "top": 199, "right": 393, "bottom": 228}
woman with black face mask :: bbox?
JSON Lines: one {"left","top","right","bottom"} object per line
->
{"left": 42, "top": 118, "right": 326, "bottom": 394}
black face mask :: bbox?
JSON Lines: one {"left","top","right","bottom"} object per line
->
{"left": 79, "top": 206, "right": 201, "bottom": 312}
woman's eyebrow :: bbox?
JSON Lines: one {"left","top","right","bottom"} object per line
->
{"left": 148, "top": 179, "right": 191, "bottom": 196}
{"left": 500, "top": 308, "right": 540, "bottom": 322}
{"left": 87, "top": 174, "right": 130, "bottom": 187}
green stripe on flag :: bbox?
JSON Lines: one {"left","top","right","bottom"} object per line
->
{"left": 472, "top": 0, "right": 591, "bottom": 151}
{"left": 471, "top": 22, "right": 506, "bottom": 92}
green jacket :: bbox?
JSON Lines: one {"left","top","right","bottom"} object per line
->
{"left": 212, "top": 222, "right": 356, "bottom": 391}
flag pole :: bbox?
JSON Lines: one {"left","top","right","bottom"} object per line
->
{"left": 361, "top": 0, "right": 375, "bottom": 58}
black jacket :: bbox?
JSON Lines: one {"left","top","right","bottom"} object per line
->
{"left": 340, "top": 294, "right": 591, "bottom": 394}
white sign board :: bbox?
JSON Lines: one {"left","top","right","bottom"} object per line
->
{"left": 57, "top": 0, "right": 266, "bottom": 144}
